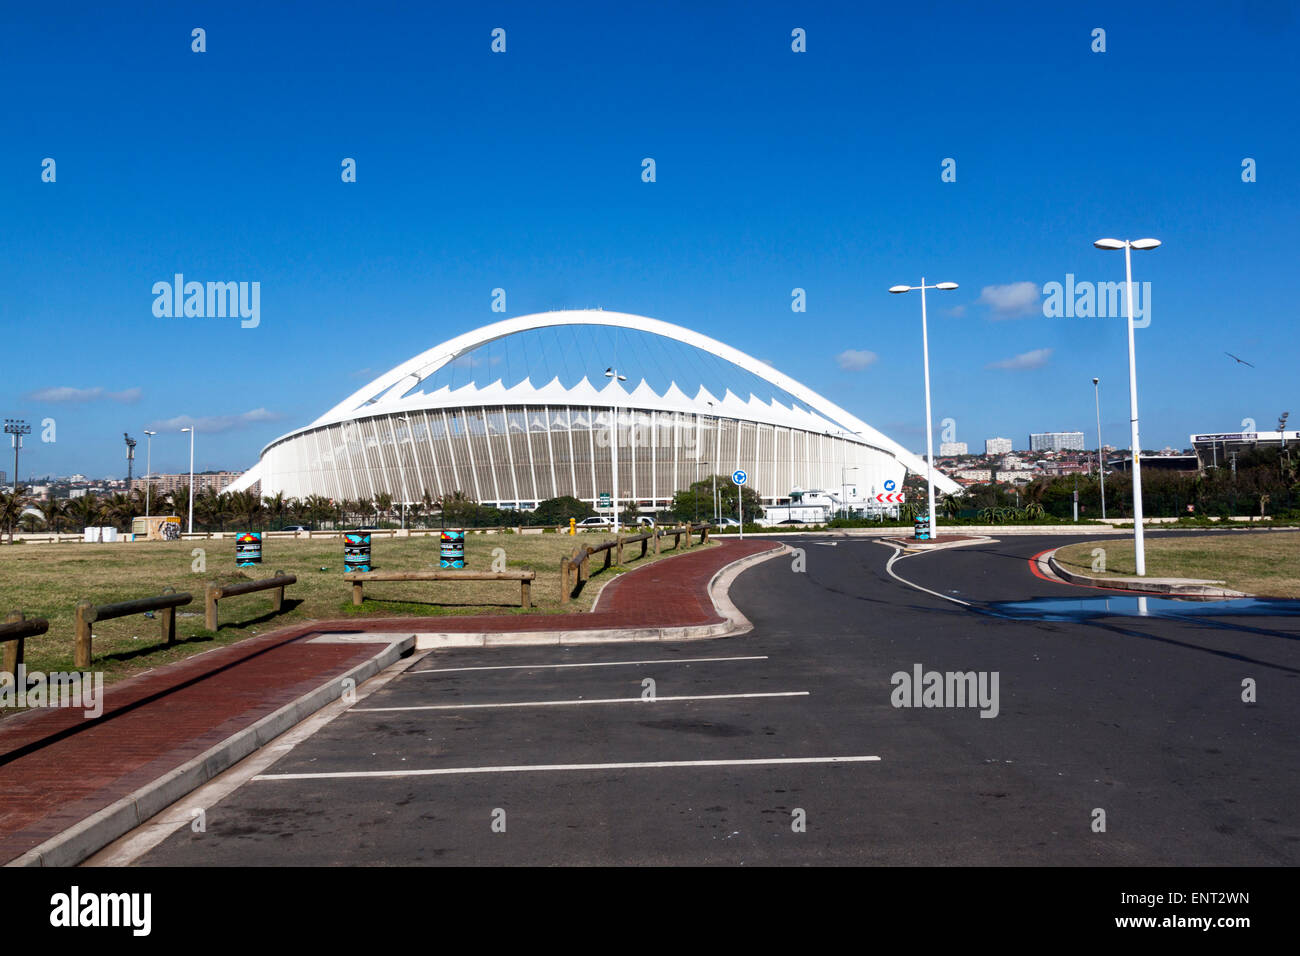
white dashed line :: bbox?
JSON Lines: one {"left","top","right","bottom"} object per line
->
{"left": 353, "top": 691, "right": 809, "bottom": 712}
{"left": 416, "top": 655, "right": 768, "bottom": 675}
{"left": 255, "top": 754, "right": 880, "bottom": 781}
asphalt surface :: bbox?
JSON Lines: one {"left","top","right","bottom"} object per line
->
{"left": 132, "top": 533, "right": 1300, "bottom": 866}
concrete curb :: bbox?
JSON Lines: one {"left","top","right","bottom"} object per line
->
{"left": 410, "top": 543, "right": 786, "bottom": 649}
{"left": 1045, "top": 551, "right": 1249, "bottom": 598}
{"left": 7, "top": 636, "right": 414, "bottom": 868}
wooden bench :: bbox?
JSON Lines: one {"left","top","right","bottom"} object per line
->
{"left": 205, "top": 571, "right": 297, "bottom": 630}
{"left": 342, "top": 570, "right": 536, "bottom": 609}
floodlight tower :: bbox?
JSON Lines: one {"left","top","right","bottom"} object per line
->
{"left": 4, "top": 419, "right": 31, "bottom": 491}
{"left": 124, "top": 433, "right": 137, "bottom": 485}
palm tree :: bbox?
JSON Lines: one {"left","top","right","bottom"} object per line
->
{"left": 167, "top": 485, "right": 191, "bottom": 523}
{"left": 374, "top": 492, "right": 393, "bottom": 525}
{"left": 0, "top": 487, "right": 27, "bottom": 543}
{"left": 264, "top": 491, "right": 288, "bottom": 528}
{"left": 38, "top": 496, "right": 66, "bottom": 534}
{"left": 66, "top": 492, "right": 104, "bottom": 531}
{"left": 103, "top": 492, "right": 138, "bottom": 530}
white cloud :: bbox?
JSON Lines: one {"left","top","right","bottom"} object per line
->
{"left": 986, "top": 348, "right": 1052, "bottom": 370}
{"left": 836, "top": 349, "right": 878, "bottom": 371}
{"left": 28, "top": 386, "right": 141, "bottom": 403}
{"left": 978, "top": 281, "right": 1040, "bottom": 318}
{"left": 145, "top": 408, "right": 281, "bottom": 433}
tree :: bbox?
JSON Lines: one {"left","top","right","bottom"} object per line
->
{"left": 671, "top": 475, "right": 762, "bottom": 522}
{"left": 532, "top": 496, "right": 595, "bottom": 525}
{"left": 38, "top": 496, "right": 65, "bottom": 533}
{"left": 0, "top": 487, "right": 27, "bottom": 543}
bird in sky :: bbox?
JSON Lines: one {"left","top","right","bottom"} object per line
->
{"left": 1225, "top": 352, "right": 1255, "bottom": 367}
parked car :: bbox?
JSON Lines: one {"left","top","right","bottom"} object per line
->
{"left": 635, "top": 516, "right": 656, "bottom": 528}
{"left": 577, "top": 516, "right": 612, "bottom": 528}
{"left": 282, "top": 525, "right": 309, "bottom": 532}
{"left": 715, "top": 517, "right": 741, "bottom": 528}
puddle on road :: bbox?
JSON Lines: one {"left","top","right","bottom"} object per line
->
{"left": 983, "top": 595, "right": 1300, "bottom": 623}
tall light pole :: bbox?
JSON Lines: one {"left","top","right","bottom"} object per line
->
{"left": 4, "top": 419, "right": 31, "bottom": 493}
{"left": 604, "top": 367, "right": 627, "bottom": 532}
{"left": 1091, "top": 379, "right": 1105, "bottom": 519}
{"left": 841, "top": 466, "right": 858, "bottom": 519}
{"left": 1094, "top": 237, "right": 1160, "bottom": 575}
{"left": 181, "top": 426, "right": 195, "bottom": 534}
{"left": 395, "top": 416, "right": 412, "bottom": 529}
{"left": 890, "top": 279, "right": 959, "bottom": 540}
{"left": 144, "top": 430, "right": 156, "bottom": 518}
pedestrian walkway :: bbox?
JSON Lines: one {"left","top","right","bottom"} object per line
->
{"left": 0, "top": 538, "right": 777, "bottom": 864}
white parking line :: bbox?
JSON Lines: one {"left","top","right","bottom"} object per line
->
{"left": 354, "top": 691, "right": 809, "bottom": 713}
{"left": 416, "top": 654, "right": 768, "bottom": 675}
{"left": 255, "top": 754, "right": 881, "bottom": 782}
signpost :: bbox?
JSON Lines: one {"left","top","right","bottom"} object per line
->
{"left": 598, "top": 492, "right": 611, "bottom": 509}
{"left": 732, "top": 470, "right": 747, "bottom": 540}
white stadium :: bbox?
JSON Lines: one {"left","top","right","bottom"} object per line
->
{"left": 227, "top": 310, "right": 959, "bottom": 512}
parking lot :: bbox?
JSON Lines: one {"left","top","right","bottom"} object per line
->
{"left": 113, "top": 534, "right": 1300, "bottom": 866}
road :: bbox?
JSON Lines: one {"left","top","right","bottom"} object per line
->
{"left": 125, "top": 533, "right": 1300, "bottom": 866}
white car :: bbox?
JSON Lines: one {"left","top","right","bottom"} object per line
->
{"left": 715, "top": 517, "right": 741, "bottom": 528}
{"left": 577, "top": 516, "right": 612, "bottom": 528}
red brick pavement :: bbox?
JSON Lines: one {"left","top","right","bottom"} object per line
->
{"left": 0, "top": 538, "right": 778, "bottom": 863}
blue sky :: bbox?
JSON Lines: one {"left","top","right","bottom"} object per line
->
{"left": 3, "top": 0, "right": 1297, "bottom": 479}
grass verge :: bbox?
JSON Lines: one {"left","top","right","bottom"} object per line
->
{"left": 1053, "top": 532, "right": 1300, "bottom": 598}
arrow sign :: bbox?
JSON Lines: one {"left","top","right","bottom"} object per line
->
{"left": 732, "top": 469, "right": 747, "bottom": 485}
{"left": 884, "top": 479, "right": 896, "bottom": 492}
{"left": 874, "top": 493, "right": 905, "bottom": 504}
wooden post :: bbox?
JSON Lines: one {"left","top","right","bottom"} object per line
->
{"left": 273, "top": 571, "right": 287, "bottom": 612}
{"left": 75, "top": 599, "right": 94, "bottom": 668}
{"left": 205, "top": 583, "right": 220, "bottom": 631}
{"left": 352, "top": 581, "right": 365, "bottom": 606}
{"left": 160, "top": 586, "right": 178, "bottom": 645}
{"left": 640, "top": 537, "right": 647, "bottom": 559}
{"left": 684, "top": 524, "right": 692, "bottom": 548}
{"left": 520, "top": 577, "right": 531, "bottom": 609}
{"left": 3, "top": 611, "right": 24, "bottom": 674}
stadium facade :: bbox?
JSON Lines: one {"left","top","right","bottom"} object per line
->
{"left": 227, "top": 311, "right": 960, "bottom": 510}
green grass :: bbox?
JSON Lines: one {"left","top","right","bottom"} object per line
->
{"left": 1054, "top": 532, "right": 1300, "bottom": 598}
{"left": 0, "top": 532, "right": 711, "bottom": 682}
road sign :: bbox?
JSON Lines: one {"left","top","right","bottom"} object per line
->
{"left": 732, "top": 469, "right": 747, "bottom": 485}
{"left": 884, "top": 479, "right": 896, "bottom": 492}
{"left": 598, "top": 492, "right": 611, "bottom": 508}
{"left": 874, "top": 492, "right": 905, "bottom": 504}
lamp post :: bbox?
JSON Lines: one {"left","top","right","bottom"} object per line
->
{"left": 144, "top": 430, "right": 156, "bottom": 518}
{"left": 396, "top": 416, "right": 413, "bottom": 529}
{"left": 1091, "top": 379, "right": 1105, "bottom": 519}
{"left": 1094, "top": 237, "right": 1160, "bottom": 575}
{"left": 841, "top": 466, "right": 858, "bottom": 519}
{"left": 604, "top": 367, "right": 627, "bottom": 533}
{"left": 889, "top": 278, "right": 959, "bottom": 540}
{"left": 180, "top": 426, "right": 195, "bottom": 535}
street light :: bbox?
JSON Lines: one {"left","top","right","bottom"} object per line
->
{"left": 890, "top": 279, "right": 959, "bottom": 540}
{"left": 180, "top": 426, "right": 195, "bottom": 535}
{"left": 396, "top": 416, "right": 413, "bottom": 529}
{"left": 841, "top": 466, "right": 858, "bottom": 519}
{"left": 604, "top": 367, "right": 628, "bottom": 533}
{"left": 1094, "top": 237, "right": 1160, "bottom": 575}
{"left": 1091, "top": 379, "right": 1105, "bottom": 519}
{"left": 143, "top": 430, "right": 157, "bottom": 518}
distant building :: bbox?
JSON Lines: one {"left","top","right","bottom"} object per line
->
{"left": 1189, "top": 431, "right": 1300, "bottom": 470}
{"left": 131, "top": 472, "right": 245, "bottom": 495}
{"left": 939, "top": 441, "right": 968, "bottom": 456}
{"left": 985, "top": 437, "right": 1012, "bottom": 456}
{"left": 953, "top": 468, "right": 993, "bottom": 482}
{"left": 1029, "top": 431, "right": 1086, "bottom": 452}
